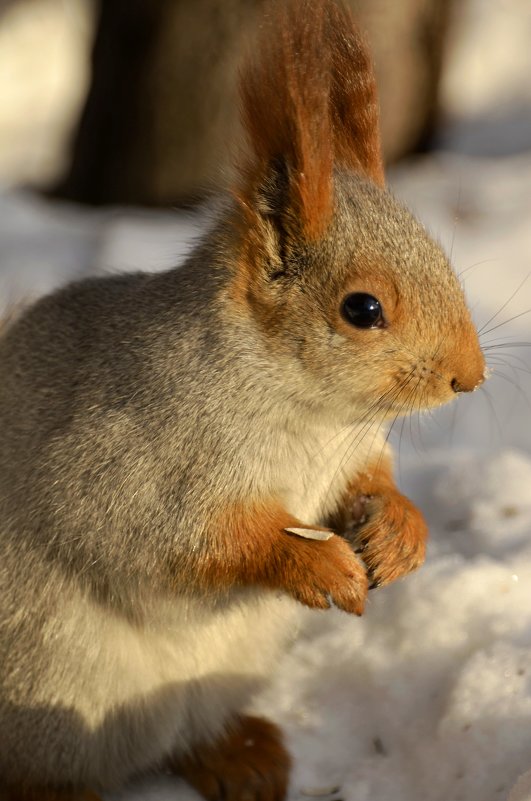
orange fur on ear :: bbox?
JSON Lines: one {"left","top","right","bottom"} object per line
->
{"left": 327, "top": 2, "right": 385, "bottom": 187}
{"left": 238, "top": 0, "right": 384, "bottom": 239}
{"left": 239, "top": 0, "right": 334, "bottom": 238}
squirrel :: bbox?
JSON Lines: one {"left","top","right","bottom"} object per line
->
{"left": 0, "top": 1, "right": 485, "bottom": 800}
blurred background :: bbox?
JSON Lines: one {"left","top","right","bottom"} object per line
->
{"left": 0, "top": 0, "right": 457, "bottom": 199}
{"left": 0, "top": 0, "right": 530, "bottom": 455}
{"left": 1, "top": 0, "right": 530, "bottom": 196}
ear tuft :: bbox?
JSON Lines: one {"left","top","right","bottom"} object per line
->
{"left": 326, "top": 2, "right": 385, "bottom": 187}
{"left": 237, "top": 0, "right": 384, "bottom": 240}
{"left": 239, "top": 0, "right": 333, "bottom": 239}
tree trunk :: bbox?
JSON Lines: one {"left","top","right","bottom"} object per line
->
{"left": 57, "top": 0, "right": 454, "bottom": 207}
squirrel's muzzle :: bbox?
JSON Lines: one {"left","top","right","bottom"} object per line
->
{"left": 448, "top": 330, "right": 486, "bottom": 394}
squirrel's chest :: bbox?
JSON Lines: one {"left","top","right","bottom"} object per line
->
{"left": 272, "top": 421, "right": 383, "bottom": 524}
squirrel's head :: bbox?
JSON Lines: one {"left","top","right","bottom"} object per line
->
{"left": 225, "top": 0, "right": 485, "bottom": 420}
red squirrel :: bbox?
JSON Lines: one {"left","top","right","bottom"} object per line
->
{"left": 0, "top": 1, "right": 485, "bottom": 799}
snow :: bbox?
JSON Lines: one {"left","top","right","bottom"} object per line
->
{"left": 1, "top": 1, "right": 531, "bottom": 800}
{"left": 510, "top": 771, "right": 531, "bottom": 801}
{"left": 439, "top": 0, "right": 531, "bottom": 157}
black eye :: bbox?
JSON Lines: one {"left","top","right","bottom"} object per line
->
{"left": 341, "top": 293, "right": 384, "bottom": 328}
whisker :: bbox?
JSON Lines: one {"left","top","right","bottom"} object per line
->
{"left": 488, "top": 367, "right": 531, "bottom": 412}
{"left": 407, "top": 399, "right": 421, "bottom": 460}
{"left": 414, "top": 386, "right": 430, "bottom": 456}
{"left": 481, "top": 334, "right": 528, "bottom": 347}
{"left": 308, "top": 419, "right": 363, "bottom": 464}
{"left": 308, "top": 379, "right": 410, "bottom": 464}
{"left": 322, "top": 372, "right": 417, "bottom": 509}
{"left": 392, "top": 376, "right": 423, "bottom": 477}
{"left": 373, "top": 374, "right": 423, "bottom": 476}
{"left": 447, "top": 391, "right": 459, "bottom": 448}
{"left": 481, "top": 308, "right": 531, "bottom": 339}
{"left": 385, "top": 332, "right": 447, "bottom": 382}
{"left": 479, "top": 385, "right": 503, "bottom": 441}
{"left": 477, "top": 272, "right": 531, "bottom": 336}
{"left": 483, "top": 341, "right": 531, "bottom": 349}
{"left": 487, "top": 351, "right": 531, "bottom": 376}
{"left": 408, "top": 379, "right": 428, "bottom": 459}
{"left": 457, "top": 257, "right": 500, "bottom": 279}
{"left": 319, "top": 402, "right": 399, "bottom": 509}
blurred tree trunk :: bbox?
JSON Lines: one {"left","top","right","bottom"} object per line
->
{"left": 353, "top": 0, "right": 453, "bottom": 161}
{"left": 57, "top": 0, "right": 453, "bottom": 207}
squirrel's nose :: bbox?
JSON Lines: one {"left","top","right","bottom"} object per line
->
{"left": 451, "top": 372, "right": 485, "bottom": 394}
{"left": 448, "top": 326, "right": 486, "bottom": 394}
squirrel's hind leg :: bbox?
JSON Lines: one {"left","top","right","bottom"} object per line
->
{"left": 169, "top": 715, "right": 291, "bottom": 801}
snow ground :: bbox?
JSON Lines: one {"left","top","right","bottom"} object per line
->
{"left": 1, "top": 1, "right": 531, "bottom": 800}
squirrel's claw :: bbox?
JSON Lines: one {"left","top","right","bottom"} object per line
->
{"left": 348, "top": 493, "right": 428, "bottom": 587}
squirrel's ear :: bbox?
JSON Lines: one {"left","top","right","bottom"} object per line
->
{"left": 237, "top": 0, "right": 334, "bottom": 240}
{"left": 327, "top": 2, "right": 385, "bottom": 187}
{"left": 236, "top": 0, "right": 384, "bottom": 241}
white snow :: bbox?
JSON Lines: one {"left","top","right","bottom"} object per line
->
{"left": 510, "top": 770, "right": 531, "bottom": 801}
{"left": 1, "top": 1, "right": 531, "bottom": 800}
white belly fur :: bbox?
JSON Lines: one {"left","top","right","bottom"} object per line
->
{"left": 29, "top": 585, "right": 300, "bottom": 786}
{"left": 20, "top": 421, "right": 384, "bottom": 786}
{"left": 279, "top": 419, "right": 386, "bottom": 523}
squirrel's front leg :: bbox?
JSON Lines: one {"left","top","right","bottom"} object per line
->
{"left": 328, "top": 455, "right": 428, "bottom": 588}
{"left": 193, "top": 499, "right": 368, "bottom": 614}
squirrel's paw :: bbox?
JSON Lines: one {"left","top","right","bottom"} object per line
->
{"left": 282, "top": 533, "right": 368, "bottom": 615}
{"left": 170, "top": 715, "right": 291, "bottom": 801}
{"left": 345, "top": 492, "right": 428, "bottom": 588}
